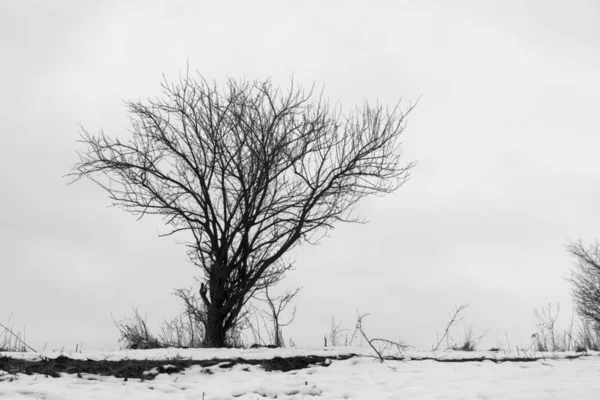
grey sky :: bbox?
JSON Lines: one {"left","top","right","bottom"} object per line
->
{"left": 1, "top": 0, "right": 599, "bottom": 351}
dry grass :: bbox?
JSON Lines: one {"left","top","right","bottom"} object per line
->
{"left": 450, "top": 325, "right": 488, "bottom": 352}
{"left": 0, "top": 320, "right": 34, "bottom": 353}
{"left": 113, "top": 308, "right": 164, "bottom": 350}
{"left": 113, "top": 304, "right": 247, "bottom": 350}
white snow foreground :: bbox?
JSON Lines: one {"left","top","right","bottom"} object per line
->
{"left": 1, "top": 347, "right": 600, "bottom": 399}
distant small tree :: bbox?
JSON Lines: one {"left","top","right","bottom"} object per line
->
{"left": 567, "top": 240, "right": 600, "bottom": 331}
{"left": 263, "top": 286, "right": 301, "bottom": 347}
{"left": 71, "top": 70, "right": 416, "bottom": 347}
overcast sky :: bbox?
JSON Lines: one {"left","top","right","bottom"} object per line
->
{"left": 1, "top": 0, "right": 599, "bottom": 352}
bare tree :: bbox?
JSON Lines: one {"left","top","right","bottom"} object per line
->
{"left": 567, "top": 240, "right": 600, "bottom": 332}
{"left": 263, "top": 286, "right": 301, "bottom": 347}
{"left": 70, "top": 71, "right": 416, "bottom": 347}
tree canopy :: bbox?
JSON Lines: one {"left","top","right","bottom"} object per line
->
{"left": 72, "top": 73, "right": 416, "bottom": 346}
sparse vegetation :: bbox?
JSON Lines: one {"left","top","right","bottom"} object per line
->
{"left": 158, "top": 313, "right": 204, "bottom": 349}
{"left": 322, "top": 316, "right": 363, "bottom": 348}
{"left": 114, "top": 287, "right": 277, "bottom": 349}
{"left": 450, "top": 325, "right": 488, "bottom": 352}
{"left": 239, "top": 287, "right": 301, "bottom": 348}
{"left": 432, "top": 303, "right": 469, "bottom": 351}
{"left": 244, "top": 304, "right": 270, "bottom": 347}
{"left": 531, "top": 302, "right": 600, "bottom": 352}
{"left": 429, "top": 304, "right": 488, "bottom": 352}
{"left": 325, "top": 317, "right": 346, "bottom": 347}
{"left": 0, "top": 321, "right": 36, "bottom": 353}
{"left": 533, "top": 303, "right": 565, "bottom": 352}
{"left": 113, "top": 304, "right": 247, "bottom": 350}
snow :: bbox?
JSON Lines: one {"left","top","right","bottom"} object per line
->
{"left": 2, "top": 346, "right": 596, "bottom": 362}
{"left": 1, "top": 347, "right": 599, "bottom": 399}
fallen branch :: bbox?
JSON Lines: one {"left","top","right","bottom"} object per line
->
{"left": 356, "top": 312, "right": 409, "bottom": 362}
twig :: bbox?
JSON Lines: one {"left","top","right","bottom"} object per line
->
{"left": 433, "top": 304, "right": 467, "bottom": 351}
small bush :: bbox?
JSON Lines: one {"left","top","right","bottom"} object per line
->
{"left": 452, "top": 341, "right": 475, "bottom": 352}
{"left": 113, "top": 308, "right": 163, "bottom": 350}
{"left": 450, "top": 325, "right": 487, "bottom": 352}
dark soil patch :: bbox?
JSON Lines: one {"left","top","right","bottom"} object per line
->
{"left": 2, "top": 352, "right": 586, "bottom": 381}
{"left": 0, "top": 354, "right": 357, "bottom": 380}
{"left": 392, "top": 354, "right": 588, "bottom": 363}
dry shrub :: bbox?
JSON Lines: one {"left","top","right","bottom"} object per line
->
{"left": 113, "top": 308, "right": 163, "bottom": 350}
{"left": 450, "top": 325, "right": 488, "bottom": 352}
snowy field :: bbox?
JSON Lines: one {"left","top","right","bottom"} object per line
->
{"left": 1, "top": 347, "right": 600, "bottom": 399}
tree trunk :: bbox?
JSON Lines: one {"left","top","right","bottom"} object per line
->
{"left": 273, "top": 321, "right": 281, "bottom": 347}
{"left": 203, "top": 303, "right": 228, "bottom": 347}
{"left": 200, "top": 277, "right": 231, "bottom": 347}
{"left": 199, "top": 263, "right": 253, "bottom": 347}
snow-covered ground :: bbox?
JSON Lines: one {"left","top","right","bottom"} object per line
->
{"left": 1, "top": 347, "right": 599, "bottom": 399}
